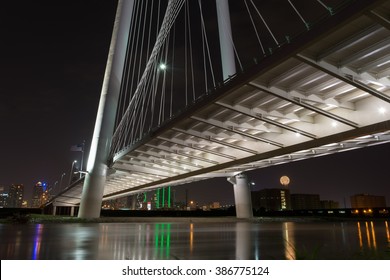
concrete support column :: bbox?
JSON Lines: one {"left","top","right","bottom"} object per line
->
{"left": 131, "top": 195, "right": 137, "bottom": 210}
{"left": 216, "top": 0, "right": 236, "bottom": 80}
{"left": 52, "top": 205, "right": 57, "bottom": 216}
{"left": 78, "top": 0, "right": 135, "bottom": 218}
{"left": 228, "top": 173, "right": 253, "bottom": 218}
{"left": 70, "top": 206, "right": 75, "bottom": 217}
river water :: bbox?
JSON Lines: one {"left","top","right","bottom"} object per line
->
{"left": 1, "top": 220, "right": 389, "bottom": 260}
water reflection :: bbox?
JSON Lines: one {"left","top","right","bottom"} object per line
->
{"left": 0, "top": 220, "right": 389, "bottom": 259}
{"left": 356, "top": 221, "right": 383, "bottom": 254}
{"left": 283, "top": 222, "right": 296, "bottom": 260}
{"left": 32, "top": 224, "right": 43, "bottom": 260}
{"left": 235, "top": 222, "right": 251, "bottom": 259}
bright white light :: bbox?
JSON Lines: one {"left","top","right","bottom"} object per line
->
{"left": 379, "top": 107, "right": 386, "bottom": 114}
{"left": 159, "top": 63, "right": 167, "bottom": 70}
{"left": 332, "top": 121, "right": 338, "bottom": 128}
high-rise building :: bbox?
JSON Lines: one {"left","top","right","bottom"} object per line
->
{"left": 0, "top": 186, "right": 9, "bottom": 208}
{"left": 32, "top": 182, "right": 44, "bottom": 208}
{"left": 350, "top": 194, "right": 386, "bottom": 208}
{"left": 252, "top": 188, "right": 291, "bottom": 211}
{"left": 154, "top": 186, "right": 174, "bottom": 209}
{"left": 291, "top": 194, "right": 321, "bottom": 210}
{"left": 8, "top": 184, "right": 24, "bottom": 208}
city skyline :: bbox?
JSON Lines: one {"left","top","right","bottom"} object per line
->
{"left": 1, "top": 0, "right": 389, "bottom": 208}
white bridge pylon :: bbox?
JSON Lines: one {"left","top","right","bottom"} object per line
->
{"left": 52, "top": 0, "right": 390, "bottom": 218}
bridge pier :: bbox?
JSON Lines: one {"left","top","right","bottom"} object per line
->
{"left": 227, "top": 173, "right": 253, "bottom": 218}
{"left": 78, "top": 0, "right": 135, "bottom": 218}
{"left": 216, "top": 0, "right": 236, "bottom": 79}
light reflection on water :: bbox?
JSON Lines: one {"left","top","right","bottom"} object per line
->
{"left": 0, "top": 220, "right": 389, "bottom": 260}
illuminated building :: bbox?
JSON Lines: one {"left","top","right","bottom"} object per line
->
{"left": 32, "top": 182, "right": 44, "bottom": 208}
{"left": 320, "top": 200, "right": 339, "bottom": 209}
{"left": 8, "top": 184, "right": 24, "bottom": 208}
{"left": 0, "top": 186, "right": 9, "bottom": 207}
{"left": 252, "top": 188, "right": 291, "bottom": 211}
{"left": 350, "top": 194, "right": 386, "bottom": 208}
{"left": 291, "top": 194, "right": 321, "bottom": 210}
{"left": 154, "top": 186, "right": 173, "bottom": 209}
{"left": 210, "top": 202, "right": 220, "bottom": 209}
{"left": 187, "top": 200, "right": 198, "bottom": 210}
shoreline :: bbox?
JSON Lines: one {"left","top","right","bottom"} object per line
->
{"left": 1, "top": 214, "right": 389, "bottom": 224}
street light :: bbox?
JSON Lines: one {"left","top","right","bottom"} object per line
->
{"left": 59, "top": 172, "right": 66, "bottom": 191}
{"left": 53, "top": 181, "right": 58, "bottom": 195}
{"left": 68, "top": 160, "right": 77, "bottom": 187}
{"left": 159, "top": 63, "right": 167, "bottom": 71}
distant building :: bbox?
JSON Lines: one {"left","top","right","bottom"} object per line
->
{"left": 350, "top": 194, "right": 386, "bottom": 208}
{"left": 210, "top": 202, "right": 220, "bottom": 209}
{"left": 8, "top": 184, "right": 24, "bottom": 208}
{"left": 291, "top": 194, "right": 321, "bottom": 210}
{"left": 0, "top": 186, "right": 9, "bottom": 207}
{"left": 187, "top": 200, "right": 198, "bottom": 210}
{"left": 32, "top": 182, "right": 44, "bottom": 208}
{"left": 320, "top": 200, "right": 339, "bottom": 209}
{"left": 252, "top": 188, "right": 291, "bottom": 211}
{"left": 154, "top": 187, "right": 174, "bottom": 209}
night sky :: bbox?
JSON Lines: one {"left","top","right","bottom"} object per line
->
{"left": 1, "top": 0, "right": 389, "bottom": 207}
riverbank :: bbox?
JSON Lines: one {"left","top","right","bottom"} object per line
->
{"left": 1, "top": 213, "right": 388, "bottom": 224}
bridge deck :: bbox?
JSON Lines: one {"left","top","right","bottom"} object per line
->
{"left": 53, "top": 0, "right": 390, "bottom": 206}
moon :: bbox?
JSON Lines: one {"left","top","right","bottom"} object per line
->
{"left": 280, "top": 175, "right": 290, "bottom": 186}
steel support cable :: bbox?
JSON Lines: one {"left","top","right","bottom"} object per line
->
{"left": 288, "top": 0, "right": 310, "bottom": 30}
{"left": 119, "top": 0, "right": 142, "bottom": 129}
{"left": 113, "top": 0, "right": 186, "bottom": 152}
{"left": 146, "top": 0, "right": 155, "bottom": 66}
{"left": 136, "top": 0, "right": 151, "bottom": 84}
{"left": 117, "top": 0, "right": 147, "bottom": 148}
{"left": 169, "top": 24, "right": 176, "bottom": 118}
{"left": 131, "top": 0, "right": 146, "bottom": 96}
{"left": 249, "top": 0, "right": 279, "bottom": 45}
{"left": 149, "top": 62, "right": 160, "bottom": 133}
{"left": 158, "top": 40, "right": 170, "bottom": 125}
{"left": 115, "top": 0, "right": 140, "bottom": 128}
{"left": 198, "top": 0, "right": 216, "bottom": 88}
{"left": 316, "top": 0, "right": 333, "bottom": 14}
{"left": 127, "top": 0, "right": 143, "bottom": 98}
{"left": 186, "top": 2, "right": 196, "bottom": 102}
{"left": 244, "top": 0, "right": 265, "bottom": 56}
{"left": 113, "top": 0, "right": 143, "bottom": 152}
{"left": 199, "top": 3, "right": 208, "bottom": 95}
{"left": 184, "top": 2, "right": 188, "bottom": 106}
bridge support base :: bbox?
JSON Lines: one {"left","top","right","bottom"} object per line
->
{"left": 227, "top": 173, "right": 253, "bottom": 218}
{"left": 78, "top": 172, "right": 106, "bottom": 218}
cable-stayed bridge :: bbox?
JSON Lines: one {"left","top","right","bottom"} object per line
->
{"left": 51, "top": 0, "right": 390, "bottom": 218}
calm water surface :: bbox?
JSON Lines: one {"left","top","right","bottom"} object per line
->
{"left": 1, "top": 220, "right": 389, "bottom": 260}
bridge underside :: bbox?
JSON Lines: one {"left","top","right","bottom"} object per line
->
{"left": 54, "top": 0, "right": 390, "bottom": 207}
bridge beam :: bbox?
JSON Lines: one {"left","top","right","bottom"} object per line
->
{"left": 78, "top": 0, "right": 135, "bottom": 218}
{"left": 227, "top": 173, "right": 253, "bottom": 218}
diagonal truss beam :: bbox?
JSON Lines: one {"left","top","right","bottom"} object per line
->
{"left": 171, "top": 127, "right": 259, "bottom": 154}
{"left": 157, "top": 136, "right": 237, "bottom": 160}
{"left": 191, "top": 116, "right": 284, "bottom": 147}
{"left": 248, "top": 81, "right": 360, "bottom": 128}
{"left": 315, "top": 24, "right": 384, "bottom": 61}
{"left": 135, "top": 149, "right": 206, "bottom": 169}
{"left": 145, "top": 143, "right": 219, "bottom": 165}
{"left": 296, "top": 54, "right": 390, "bottom": 103}
{"left": 215, "top": 101, "right": 317, "bottom": 139}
